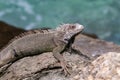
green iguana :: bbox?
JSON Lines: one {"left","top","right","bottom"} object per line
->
{"left": 0, "top": 23, "right": 84, "bottom": 75}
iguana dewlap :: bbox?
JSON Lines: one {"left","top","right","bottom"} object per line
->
{"left": 0, "top": 23, "right": 84, "bottom": 75}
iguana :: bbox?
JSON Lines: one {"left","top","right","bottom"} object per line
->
{"left": 0, "top": 23, "right": 84, "bottom": 75}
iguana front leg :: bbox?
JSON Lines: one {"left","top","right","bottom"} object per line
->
{"left": 52, "top": 45, "right": 70, "bottom": 75}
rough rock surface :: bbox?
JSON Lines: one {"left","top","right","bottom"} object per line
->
{"left": 79, "top": 52, "right": 120, "bottom": 80}
{"left": 72, "top": 34, "right": 120, "bottom": 59}
{"left": 0, "top": 52, "right": 91, "bottom": 80}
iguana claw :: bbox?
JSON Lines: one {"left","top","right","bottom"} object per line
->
{"left": 60, "top": 60, "right": 71, "bottom": 76}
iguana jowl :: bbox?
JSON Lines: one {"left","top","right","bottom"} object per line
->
{"left": 0, "top": 23, "right": 84, "bottom": 75}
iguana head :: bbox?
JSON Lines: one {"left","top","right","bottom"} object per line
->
{"left": 56, "top": 23, "right": 84, "bottom": 42}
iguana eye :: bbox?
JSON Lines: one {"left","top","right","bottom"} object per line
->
{"left": 64, "top": 38, "right": 69, "bottom": 41}
{"left": 63, "top": 38, "right": 69, "bottom": 43}
{"left": 70, "top": 25, "right": 75, "bottom": 29}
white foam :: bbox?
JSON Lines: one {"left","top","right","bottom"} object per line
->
{"left": 0, "top": 12, "right": 5, "bottom": 17}
{"left": 21, "top": 15, "right": 27, "bottom": 20}
{"left": 35, "top": 15, "right": 42, "bottom": 21}
{"left": 17, "top": 0, "right": 34, "bottom": 14}
{"left": 9, "top": 0, "right": 34, "bottom": 14}
{"left": 25, "top": 23, "right": 36, "bottom": 30}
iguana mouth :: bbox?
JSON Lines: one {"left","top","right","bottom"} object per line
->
{"left": 63, "top": 23, "right": 84, "bottom": 41}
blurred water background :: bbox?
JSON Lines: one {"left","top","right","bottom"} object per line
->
{"left": 0, "top": 0, "right": 120, "bottom": 44}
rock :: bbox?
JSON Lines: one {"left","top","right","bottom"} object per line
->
{"left": 79, "top": 52, "right": 120, "bottom": 80}
{"left": 82, "top": 32, "right": 98, "bottom": 39}
{"left": 0, "top": 21, "right": 26, "bottom": 49}
{"left": 72, "top": 34, "right": 120, "bottom": 59}
{"left": 0, "top": 52, "right": 90, "bottom": 80}
{"left": 0, "top": 21, "right": 25, "bottom": 32}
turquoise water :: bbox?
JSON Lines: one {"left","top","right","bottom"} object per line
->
{"left": 0, "top": 0, "right": 120, "bottom": 44}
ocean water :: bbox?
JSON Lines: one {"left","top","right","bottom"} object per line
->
{"left": 0, "top": 0, "right": 120, "bottom": 44}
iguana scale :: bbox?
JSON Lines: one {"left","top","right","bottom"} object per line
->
{"left": 0, "top": 23, "right": 84, "bottom": 75}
